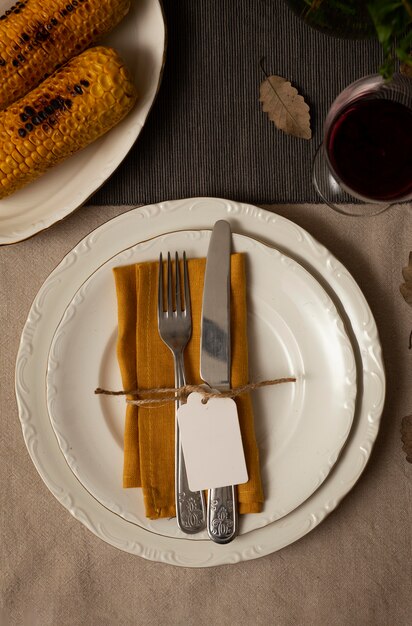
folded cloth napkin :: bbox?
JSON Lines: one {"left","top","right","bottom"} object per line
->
{"left": 113, "top": 253, "right": 264, "bottom": 519}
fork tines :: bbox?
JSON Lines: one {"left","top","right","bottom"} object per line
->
{"left": 158, "top": 251, "right": 190, "bottom": 318}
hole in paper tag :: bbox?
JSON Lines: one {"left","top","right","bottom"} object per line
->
{"left": 177, "top": 392, "right": 248, "bottom": 492}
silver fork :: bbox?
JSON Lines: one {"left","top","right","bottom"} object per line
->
{"left": 157, "top": 251, "right": 206, "bottom": 534}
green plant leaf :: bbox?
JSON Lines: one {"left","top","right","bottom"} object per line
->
{"left": 367, "top": 1, "right": 412, "bottom": 76}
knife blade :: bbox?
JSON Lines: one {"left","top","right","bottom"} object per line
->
{"left": 200, "top": 220, "right": 238, "bottom": 544}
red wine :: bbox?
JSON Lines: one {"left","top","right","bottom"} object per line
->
{"left": 326, "top": 98, "right": 412, "bottom": 201}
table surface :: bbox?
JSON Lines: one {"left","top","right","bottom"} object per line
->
{"left": 1, "top": 0, "right": 412, "bottom": 623}
{"left": 1, "top": 202, "right": 412, "bottom": 625}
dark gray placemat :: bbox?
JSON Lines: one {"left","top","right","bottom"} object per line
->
{"left": 90, "top": 0, "right": 383, "bottom": 205}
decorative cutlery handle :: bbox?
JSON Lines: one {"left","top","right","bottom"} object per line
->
{"left": 175, "top": 355, "right": 206, "bottom": 534}
{"left": 207, "top": 484, "right": 238, "bottom": 544}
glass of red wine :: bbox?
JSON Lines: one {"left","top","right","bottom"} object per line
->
{"left": 313, "top": 73, "right": 412, "bottom": 216}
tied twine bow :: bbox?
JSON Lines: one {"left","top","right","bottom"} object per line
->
{"left": 95, "top": 377, "right": 296, "bottom": 406}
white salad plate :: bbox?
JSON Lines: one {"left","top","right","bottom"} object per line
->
{"left": 15, "top": 199, "right": 385, "bottom": 567}
{"left": 0, "top": 0, "right": 166, "bottom": 245}
{"left": 45, "top": 230, "right": 357, "bottom": 539}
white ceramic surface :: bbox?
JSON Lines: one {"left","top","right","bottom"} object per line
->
{"left": 46, "top": 230, "right": 357, "bottom": 538}
{"left": 0, "top": 0, "right": 166, "bottom": 245}
{"left": 15, "top": 199, "right": 385, "bottom": 567}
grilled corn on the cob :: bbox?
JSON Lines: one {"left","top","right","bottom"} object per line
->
{"left": 0, "top": 0, "right": 131, "bottom": 110}
{"left": 0, "top": 46, "right": 137, "bottom": 199}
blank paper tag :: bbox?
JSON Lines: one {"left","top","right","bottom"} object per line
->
{"left": 177, "top": 392, "right": 248, "bottom": 492}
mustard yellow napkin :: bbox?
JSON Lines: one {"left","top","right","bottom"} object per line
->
{"left": 113, "top": 253, "right": 264, "bottom": 519}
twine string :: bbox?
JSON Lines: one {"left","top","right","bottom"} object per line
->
{"left": 95, "top": 377, "right": 296, "bottom": 406}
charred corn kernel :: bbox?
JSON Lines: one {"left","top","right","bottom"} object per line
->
{"left": 0, "top": 0, "right": 131, "bottom": 110}
{"left": 0, "top": 46, "right": 137, "bottom": 200}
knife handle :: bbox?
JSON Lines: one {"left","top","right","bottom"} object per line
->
{"left": 175, "top": 355, "right": 206, "bottom": 534}
{"left": 207, "top": 485, "right": 238, "bottom": 544}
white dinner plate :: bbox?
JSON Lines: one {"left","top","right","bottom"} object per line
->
{"left": 0, "top": 0, "right": 166, "bottom": 245}
{"left": 46, "top": 230, "right": 356, "bottom": 539}
{"left": 15, "top": 199, "right": 385, "bottom": 567}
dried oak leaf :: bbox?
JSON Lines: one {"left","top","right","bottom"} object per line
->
{"left": 400, "top": 252, "right": 412, "bottom": 306}
{"left": 401, "top": 415, "right": 412, "bottom": 463}
{"left": 260, "top": 75, "right": 311, "bottom": 140}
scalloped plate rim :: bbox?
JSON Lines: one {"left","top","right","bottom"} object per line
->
{"left": 15, "top": 198, "right": 386, "bottom": 567}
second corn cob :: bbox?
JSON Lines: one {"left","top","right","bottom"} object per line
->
{"left": 0, "top": 0, "right": 131, "bottom": 110}
{"left": 0, "top": 46, "right": 138, "bottom": 200}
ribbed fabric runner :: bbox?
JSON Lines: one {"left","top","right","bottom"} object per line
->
{"left": 90, "top": 0, "right": 383, "bottom": 205}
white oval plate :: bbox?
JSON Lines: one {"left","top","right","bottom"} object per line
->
{"left": 0, "top": 0, "right": 166, "bottom": 245}
{"left": 15, "top": 199, "right": 385, "bottom": 567}
{"left": 46, "top": 230, "right": 356, "bottom": 539}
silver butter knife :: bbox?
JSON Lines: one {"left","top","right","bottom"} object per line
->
{"left": 200, "top": 220, "right": 238, "bottom": 544}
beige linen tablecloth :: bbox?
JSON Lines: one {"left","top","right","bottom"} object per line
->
{"left": 1, "top": 204, "right": 411, "bottom": 625}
